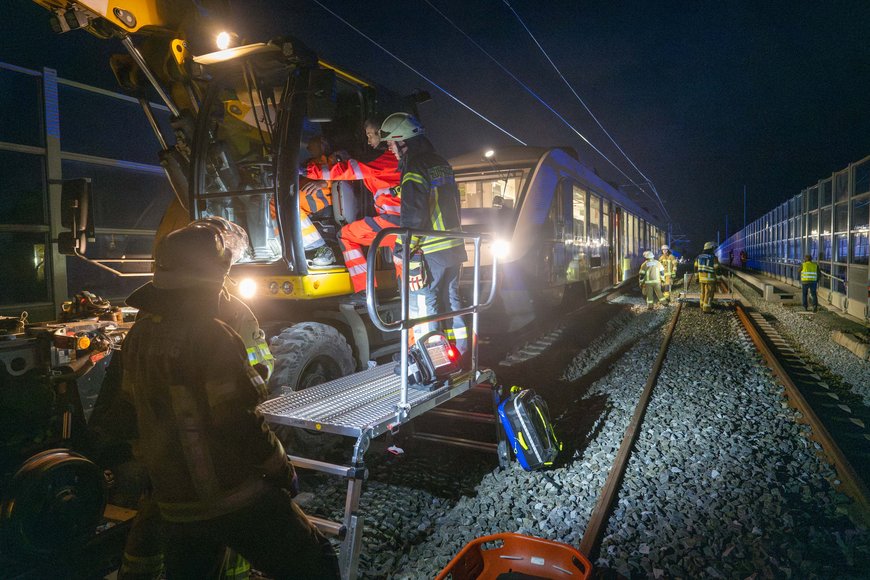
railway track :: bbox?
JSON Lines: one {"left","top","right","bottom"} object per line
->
{"left": 579, "top": 279, "right": 870, "bottom": 564}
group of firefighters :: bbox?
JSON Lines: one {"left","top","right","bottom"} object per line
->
{"left": 95, "top": 111, "right": 466, "bottom": 579}
{"left": 637, "top": 241, "right": 721, "bottom": 313}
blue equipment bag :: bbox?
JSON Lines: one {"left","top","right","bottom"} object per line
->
{"left": 497, "top": 387, "right": 562, "bottom": 471}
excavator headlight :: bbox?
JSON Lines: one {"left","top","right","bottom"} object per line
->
{"left": 492, "top": 239, "right": 511, "bottom": 260}
{"left": 216, "top": 31, "right": 239, "bottom": 51}
{"left": 239, "top": 278, "right": 257, "bottom": 300}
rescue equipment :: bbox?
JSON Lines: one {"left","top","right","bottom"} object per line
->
{"left": 497, "top": 387, "right": 562, "bottom": 471}
{"left": 396, "top": 332, "right": 462, "bottom": 390}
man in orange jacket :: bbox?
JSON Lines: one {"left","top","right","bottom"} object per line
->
{"left": 303, "top": 117, "right": 401, "bottom": 297}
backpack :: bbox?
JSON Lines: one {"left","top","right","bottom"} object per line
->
{"left": 498, "top": 387, "right": 562, "bottom": 471}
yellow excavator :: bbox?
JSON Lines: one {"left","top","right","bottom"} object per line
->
{"left": 32, "top": 0, "right": 418, "bottom": 392}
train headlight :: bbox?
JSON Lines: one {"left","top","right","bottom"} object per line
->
{"left": 216, "top": 31, "right": 239, "bottom": 50}
{"left": 238, "top": 278, "right": 257, "bottom": 299}
{"left": 492, "top": 239, "right": 511, "bottom": 260}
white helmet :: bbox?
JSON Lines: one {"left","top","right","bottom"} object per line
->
{"left": 643, "top": 251, "right": 654, "bottom": 259}
{"left": 379, "top": 112, "right": 425, "bottom": 142}
{"left": 661, "top": 244, "right": 669, "bottom": 251}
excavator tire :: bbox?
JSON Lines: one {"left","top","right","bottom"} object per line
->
{"left": 267, "top": 323, "right": 355, "bottom": 455}
{"left": 268, "top": 322, "right": 355, "bottom": 395}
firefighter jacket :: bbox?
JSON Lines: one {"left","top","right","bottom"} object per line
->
{"left": 397, "top": 137, "right": 467, "bottom": 265}
{"left": 305, "top": 149, "right": 401, "bottom": 216}
{"left": 695, "top": 253, "right": 719, "bottom": 283}
{"left": 121, "top": 284, "right": 294, "bottom": 523}
{"left": 639, "top": 259, "right": 665, "bottom": 285}
{"left": 801, "top": 260, "right": 819, "bottom": 283}
{"left": 659, "top": 253, "right": 678, "bottom": 277}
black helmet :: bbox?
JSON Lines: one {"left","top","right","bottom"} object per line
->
{"left": 153, "top": 223, "right": 233, "bottom": 290}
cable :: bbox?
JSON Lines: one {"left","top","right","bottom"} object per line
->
{"left": 503, "top": 0, "right": 671, "bottom": 222}
{"left": 311, "top": 0, "right": 527, "bottom": 146}
{"left": 422, "top": 0, "right": 666, "bottom": 221}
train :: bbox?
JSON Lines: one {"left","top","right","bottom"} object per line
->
{"left": 453, "top": 146, "right": 669, "bottom": 333}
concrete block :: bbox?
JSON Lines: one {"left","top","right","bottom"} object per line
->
{"left": 831, "top": 330, "right": 870, "bottom": 360}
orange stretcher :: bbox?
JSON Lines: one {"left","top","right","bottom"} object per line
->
{"left": 436, "top": 533, "right": 593, "bottom": 579}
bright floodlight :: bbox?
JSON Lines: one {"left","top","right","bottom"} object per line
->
{"left": 238, "top": 277, "right": 257, "bottom": 299}
{"left": 484, "top": 150, "right": 495, "bottom": 159}
{"left": 492, "top": 239, "right": 511, "bottom": 260}
{"left": 216, "top": 31, "right": 232, "bottom": 50}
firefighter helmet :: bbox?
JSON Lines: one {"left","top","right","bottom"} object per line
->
{"left": 153, "top": 223, "right": 233, "bottom": 289}
{"left": 379, "top": 113, "right": 425, "bottom": 142}
{"left": 193, "top": 216, "right": 250, "bottom": 264}
{"left": 703, "top": 241, "right": 716, "bottom": 251}
{"left": 643, "top": 251, "right": 654, "bottom": 259}
{"left": 661, "top": 244, "right": 669, "bottom": 251}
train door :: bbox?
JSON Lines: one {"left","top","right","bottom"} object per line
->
{"left": 613, "top": 206, "right": 623, "bottom": 284}
{"left": 538, "top": 182, "right": 570, "bottom": 308}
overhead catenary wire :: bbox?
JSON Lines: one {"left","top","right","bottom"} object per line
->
{"left": 502, "top": 0, "right": 672, "bottom": 223}
{"left": 422, "top": 0, "right": 661, "bottom": 215}
{"left": 423, "top": 0, "right": 652, "bottom": 212}
{"left": 311, "top": 0, "right": 527, "bottom": 146}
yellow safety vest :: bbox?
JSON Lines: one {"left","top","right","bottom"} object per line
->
{"left": 800, "top": 261, "right": 818, "bottom": 283}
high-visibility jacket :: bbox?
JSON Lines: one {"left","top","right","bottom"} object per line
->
{"left": 305, "top": 149, "right": 401, "bottom": 216}
{"left": 121, "top": 285, "right": 294, "bottom": 523}
{"left": 695, "top": 253, "right": 719, "bottom": 283}
{"left": 801, "top": 260, "right": 819, "bottom": 283}
{"left": 639, "top": 259, "right": 665, "bottom": 284}
{"left": 398, "top": 137, "right": 466, "bottom": 262}
{"left": 659, "top": 253, "right": 678, "bottom": 277}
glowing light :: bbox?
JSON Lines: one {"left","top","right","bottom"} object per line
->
{"left": 492, "top": 239, "right": 511, "bottom": 260}
{"left": 216, "top": 31, "right": 232, "bottom": 50}
{"left": 239, "top": 278, "right": 257, "bottom": 299}
{"left": 484, "top": 149, "right": 495, "bottom": 159}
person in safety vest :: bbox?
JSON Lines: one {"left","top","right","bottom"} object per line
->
{"left": 302, "top": 117, "right": 402, "bottom": 299}
{"left": 659, "top": 244, "right": 678, "bottom": 302}
{"left": 118, "top": 222, "right": 339, "bottom": 579}
{"left": 639, "top": 251, "right": 666, "bottom": 309}
{"left": 379, "top": 112, "right": 469, "bottom": 356}
{"left": 299, "top": 135, "right": 342, "bottom": 266}
{"left": 695, "top": 241, "right": 720, "bottom": 313}
{"left": 800, "top": 254, "right": 819, "bottom": 312}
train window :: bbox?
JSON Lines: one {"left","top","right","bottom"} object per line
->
{"left": 457, "top": 171, "right": 525, "bottom": 209}
{"left": 601, "top": 201, "right": 610, "bottom": 246}
{"left": 589, "top": 194, "right": 601, "bottom": 241}
{"left": 572, "top": 185, "right": 586, "bottom": 238}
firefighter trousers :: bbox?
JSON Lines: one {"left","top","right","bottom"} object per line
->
{"left": 642, "top": 282, "right": 665, "bottom": 306}
{"left": 161, "top": 487, "right": 339, "bottom": 580}
{"left": 338, "top": 215, "right": 400, "bottom": 293}
{"left": 700, "top": 281, "right": 716, "bottom": 312}
{"left": 409, "top": 260, "right": 468, "bottom": 355}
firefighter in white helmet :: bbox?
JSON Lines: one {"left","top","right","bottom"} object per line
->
{"left": 658, "top": 244, "right": 678, "bottom": 302}
{"left": 695, "top": 241, "right": 720, "bottom": 313}
{"left": 638, "top": 250, "right": 666, "bottom": 309}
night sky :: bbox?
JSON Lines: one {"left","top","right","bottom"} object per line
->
{"left": 4, "top": 0, "right": 870, "bottom": 253}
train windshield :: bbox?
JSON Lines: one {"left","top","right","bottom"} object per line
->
{"left": 457, "top": 170, "right": 527, "bottom": 210}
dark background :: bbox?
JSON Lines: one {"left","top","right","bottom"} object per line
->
{"left": 4, "top": 0, "right": 869, "bottom": 253}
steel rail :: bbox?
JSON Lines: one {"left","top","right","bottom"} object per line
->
{"left": 579, "top": 301, "right": 683, "bottom": 558}
{"left": 733, "top": 299, "right": 870, "bottom": 522}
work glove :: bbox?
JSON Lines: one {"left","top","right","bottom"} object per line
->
{"left": 266, "top": 457, "right": 300, "bottom": 497}
{"left": 393, "top": 251, "right": 427, "bottom": 291}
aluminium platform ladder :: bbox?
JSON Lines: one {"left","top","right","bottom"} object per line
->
{"left": 258, "top": 227, "right": 500, "bottom": 580}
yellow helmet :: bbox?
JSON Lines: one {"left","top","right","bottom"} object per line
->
{"left": 703, "top": 241, "right": 716, "bottom": 251}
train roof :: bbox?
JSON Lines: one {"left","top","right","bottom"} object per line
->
{"left": 449, "top": 146, "right": 665, "bottom": 228}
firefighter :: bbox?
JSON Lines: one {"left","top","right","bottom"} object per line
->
{"left": 379, "top": 112, "right": 468, "bottom": 356}
{"left": 302, "top": 117, "right": 402, "bottom": 297}
{"left": 119, "top": 222, "right": 339, "bottom": 579}
{"left": 800, "top": 254, "right": 819, "bottom": 312}
{"left": 695, "top": 241, "right": 720, "bottom": 313}
{"left": 90, "top": 217, "right": 274, "bottom": 580}
{"left": 659, "top": 244, "right": 678, "bottom": 302}
{"left": 639, "top": 250, "right": 666, "bottom": 309}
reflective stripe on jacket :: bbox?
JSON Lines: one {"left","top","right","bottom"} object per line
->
{"left": 801, "top": 261, "right": 819, "bottom": 283}
{"left": 695, "top": 253, "right": 718, "bottom": 283}
{"left": 398, "top": 142, "right": 466, "bottom": 260}
{"left": 306, "top": 149, "right": 401, "bottom": 216}
{"left": 639, "top": 259, "right": 665, "bottom": 284}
